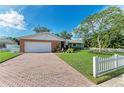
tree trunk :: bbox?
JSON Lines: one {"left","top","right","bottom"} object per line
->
{"left": 97, "top": 35, "right": 101, "bottom": 52}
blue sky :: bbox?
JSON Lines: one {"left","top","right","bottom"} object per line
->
{"left": 0, "top": 5, "right": 107, "bottom": 37}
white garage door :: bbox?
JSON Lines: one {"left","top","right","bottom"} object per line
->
{"left": 24, "top": 41, "right": 52, "bottom": 53}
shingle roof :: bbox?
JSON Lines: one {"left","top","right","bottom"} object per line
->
{"left": 19, "top": 32, "right": 83, "bottom": 43}
{"left": 20, "top": 32, "right": 65, "bottom": 41}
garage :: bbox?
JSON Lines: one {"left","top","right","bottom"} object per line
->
{"left": 20, "top": 32, "right": 65, "bottom": 53}
{"left": 24, "top": 41, "right": 51, "bottom": 53}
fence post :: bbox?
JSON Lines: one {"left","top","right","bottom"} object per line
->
{"left": 93, "top": 56, "right": 97, "bottom": 78}
{"left": 114, "top": 54, "right": 118, "bottom": 69}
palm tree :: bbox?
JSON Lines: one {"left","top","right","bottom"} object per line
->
{"left": 58, "top": 30, "right": 72, "bottom": 39}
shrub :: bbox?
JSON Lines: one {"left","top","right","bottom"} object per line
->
{"left": 89, "top": 48, "right": 124, "bottom": 55}
{"left": 54, "top": 45, "right": 61, "bottom": 52}
{"left": 66, "top": 48, "right": 74, "bottom": 53}
{"left": 72, "top": 46, "right": 82, "bottom": 51}
{"left": 89, "top": 50, "right": 113, "bottom": 55}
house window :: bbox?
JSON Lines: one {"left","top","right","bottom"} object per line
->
{"left": 73, "top": 43, "right": 76, "bottom": 46}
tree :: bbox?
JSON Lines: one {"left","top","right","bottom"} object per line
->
{"left": 8, "top": 37, "right": 20, "bottom": 45}
{"left": 74, "top": 6, "right": 124, "bottom": 51}
{"left": 57, "top": 30, "right": 72, "bottom": 39}
{"left": 33, "top": 25, "right": 50, "bottom": 33}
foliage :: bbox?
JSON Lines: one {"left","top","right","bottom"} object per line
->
{"left": 57, "top": 50, "right": 124, "bottom": 84}
{"left": 56, "top": 30, "right": 72, "bottom": 39}
{"left": 33, "top": 25, "right": 50, "bottom": 33}
{"left": 66, "top": 48, "right": 74, "bottom": 53}
{"left": 54, "top": 45, "right": 61, "bottom": 52}
{"left": 89, "top": 50, "right": 113, "bottom": 55}
{"left": 73, "top": 6, "right": 124, "bottom": 51}
{"left": 8, "top": 37, "right": 20, "bottom": 45}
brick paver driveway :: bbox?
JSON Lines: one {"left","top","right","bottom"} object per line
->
{"left": 0, "top": 53, "right": 94, "bottom": 87}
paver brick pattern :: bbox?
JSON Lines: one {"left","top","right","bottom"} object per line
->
{"left": 0, "top": 53, "right": 94, "bottom": 87}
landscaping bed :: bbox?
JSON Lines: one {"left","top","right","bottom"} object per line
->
{"left": 0, "top": 51, "right": 20, "bottom": 63}
{"left": 57, "top": 50, "right": 124, "bottom": 84}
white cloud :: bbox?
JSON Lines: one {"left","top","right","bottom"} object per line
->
{"left": 0, "top": 10, "right": 25, "bottom": 30}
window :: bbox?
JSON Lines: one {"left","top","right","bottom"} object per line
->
{"left": 73, "top": 43, "right": 76, "bottom": 46}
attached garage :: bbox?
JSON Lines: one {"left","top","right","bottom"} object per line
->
{"left": 24, "top": 41, "right": 52, "bottom": 53}
{"left": 20, "top": 32, "right": 65, "bottom": 53}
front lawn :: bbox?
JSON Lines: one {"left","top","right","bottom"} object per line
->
{"left": 57, "top": 50, "right": 124, "bottom": 84}
{"left": 0, "top": 51, "right": 20, "bottom": 63}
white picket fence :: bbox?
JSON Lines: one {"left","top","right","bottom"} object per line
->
{"left": 93, "top": 54, "right": 124, "bottom": 77}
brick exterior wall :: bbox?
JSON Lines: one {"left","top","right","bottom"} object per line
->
{"left": 20, "top": 39, "right": 25, "bottom": 52}
{"left": 20, "top": 39, "right": 61, "bottom": 52}
{"left": 51, "top": 41, "right": 61, "bottom": 52}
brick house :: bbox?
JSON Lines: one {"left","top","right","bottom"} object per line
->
{"left": 20, "top": 32, "right": 83, "bottom": 53}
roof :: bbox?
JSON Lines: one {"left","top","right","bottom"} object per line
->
{"left": 20, "top": 32, "right": 65, "bottom": 41}
{"left": 19, "top": 32, "right": 83, "bottom": 43}
{"left": 66, "top": 39, "right": 83, "bottom": 43}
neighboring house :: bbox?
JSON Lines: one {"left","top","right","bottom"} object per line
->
{"left": 66, "top": 39, "right": 84, "bottom": 49}
{"left": 0, "top": 37, "right": 17, "bottom": 48}
{"left": 19, "top": 32, "right": 83, "bottom": 53}
{"left": 6, "top": 44, "right": 20, "bottom": 52}
{"left": 0, "top": 37, "right": 19, "bottom": 52}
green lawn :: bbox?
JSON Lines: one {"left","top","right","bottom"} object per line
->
{"left": 0, "top": 51, "right": 20, "bottom": 63}
{"left": 57, "top": 50, "right": 124, "bottom": 84}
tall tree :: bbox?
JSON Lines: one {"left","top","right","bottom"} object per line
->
{"left": 57, "top": 30, "right": 72, "bottom": 39}
{"left": 74, "top": 6, "right": 124, "bottom": 51}
{"left": 8, "top": 37, "right": 20, "bottom": 45}
{"left": 33, "top": 25, "right": 50, "bottom": 33}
